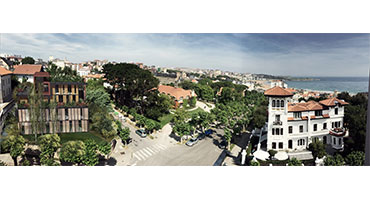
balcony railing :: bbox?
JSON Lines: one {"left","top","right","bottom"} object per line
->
{"left": 329, "top": 127, "right": 347, "bottom": 137}
{"left": 273, "top": 121, "right": 282, "bottom": 125}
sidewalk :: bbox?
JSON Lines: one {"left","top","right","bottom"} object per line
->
{"left": 222, "top": 145, "right": 242, "bottom": 166}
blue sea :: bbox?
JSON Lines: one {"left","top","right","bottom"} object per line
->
{"left": 286, "top": 77, "right": 368, "bottom": 94}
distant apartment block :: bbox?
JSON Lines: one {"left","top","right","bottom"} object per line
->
{"left": 16, "top": 72, "right": 89, "bottom": 135}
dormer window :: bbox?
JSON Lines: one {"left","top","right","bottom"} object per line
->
{"left": 293, "top": 112, "right": 302, "bottom": 119}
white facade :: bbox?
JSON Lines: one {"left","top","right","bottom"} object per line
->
{"left": 265, "top": 92, "right": 347, "bottom": 153}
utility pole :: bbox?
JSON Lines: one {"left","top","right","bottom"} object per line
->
{"left": 365, "top": 69, "right": 370, "bottom": 165}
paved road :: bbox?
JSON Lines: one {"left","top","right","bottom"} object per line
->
{"left": 111, "top": 107, "right": 224, "bottom": 166}
{"left": 134, "top": 134, "right": 223, "bottom": 166}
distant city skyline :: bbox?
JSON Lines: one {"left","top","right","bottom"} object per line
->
{"left": 1, "top": 33, "right": 369, "bottom": 76}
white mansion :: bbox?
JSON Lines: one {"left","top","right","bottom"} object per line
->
{"left": 261, "top": 86, "right": 349, "bottom": 152}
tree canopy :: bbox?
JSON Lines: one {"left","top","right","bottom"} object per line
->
{"left": 21, "top": 56, "right": 35, "bottom": 64}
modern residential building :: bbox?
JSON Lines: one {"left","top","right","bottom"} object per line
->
{"left": 12, "top": 64, "right": 43, "bottom": 83}
{"left": 0, "top": 67, "right": 14, "bottom": 134}
{"left": 262, "top": 86, "right": 349, "bottom": 153}
{"left": 156, "top": 85, "right": 197, "bottom": 107}
{"left": 16, "top": 72, "right": 89, "bottom": 135}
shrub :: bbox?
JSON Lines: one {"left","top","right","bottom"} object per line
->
{"left": 287, "top": 158, "right": 302, "bottom": 166}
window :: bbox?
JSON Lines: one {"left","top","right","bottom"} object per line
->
{"left": 323, "top": 123, "right": 327, "bottom": 130}
{"left": 333, "top": 138, "right": 336, "bottom": 145}
{"left": 313, "top": 124, "right": 317, "bottom": 131}
{"left": 280, "top": 128, "right": 283, "bottom": 135}
{"left": 66, "top": 95, "right": 70, "bottom": 103}
{"left": 280, "top": 100, "right": 284, "bottom": 107}
{"left": 272, "top": 128, "right": 275, "bottom": 135}
{"left": 338, "top": 138, "right": 342, "bottom": 145}
{"left": 276, "top": 128, "right": 280, "bottom": 135}
{"left": 338, "top": 121, "right": 341, "bottom": 127}
{"left": 289, "top": 126, "right": 293, "bottom": 134}
{"left": 275, "top": 115, "right": 280, "bottom": 122}
{"left": 55, "top": 85, "right": 59, "bottom": 93}
{"left": 68, "top": 85, "right": 72, "bottom": 93}
{"left": 272, "top": 142, "right": 276, "bottom": 149}
{"left": 46, "top": 122, "right": 50, "bottom": 133}
{"left": 288, "top": 140, "right": 293, "bottom": 149}
{"left": 298, "top": 139, "right": 305, "bottom": 146}
{"left": 78, "top": 121, "right": 82, "bottom": 132}
{"left": 279, "top": 142, "right": 283, "bottom": 149}
{"left": 43, "top": 83, "right": 49, "bottom": 93}
{"left": 65, "top": 108, "right": 69, "bottom": 120}
{"left": 21, "top": 125, "right": 25, "bottom": 134}
{"left": 299, "top": 125, "right": 303, "bottom": 133}
{"left": 315, "top": 110, "right": 322, "bottom": 116}
{"left": 60, "top": 121, "right": 63, "bottom": 133}
{"left": 276, "top": 100, "right": 280, "bottom": 107}
{"left": 58, "top": 95, "right": 63, "bottom": 103}
{"left": 335, "top": 108, "right": 338, "bottom": 115}
{"left": 272, "top": 100, "right": 275, "bottom": 107}
{"left": 70, "top": 121, "right": 73, "bottom": 132}
{"left": 332, "top": 122, "right": 335, "bottom": 128}
{"left": 294, "top": 112, "right": 302, "bottom": 119}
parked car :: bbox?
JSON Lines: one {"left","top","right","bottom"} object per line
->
{"left": 186, "top": 137, "right": 199, "bottom": 147}
{"left": 197, "top": 133, "right": 205, "bottom": 140}
{"left": 135, "top": 129, "right": 147, "bottom": 138}
{"left": 205, "top": 129, "right": 214, "bottom": 135}
{"left": 218, "top": 140, "right": 227, "bottom": 149}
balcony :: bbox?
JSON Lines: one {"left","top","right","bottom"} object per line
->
{"left": 273, "top": 121, "right": 282, "bottom": 125}
{"left": 329, "top": 127, "right": 347, "bottom": 137}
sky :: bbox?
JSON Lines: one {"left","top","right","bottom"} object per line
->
{"left": 0, "top": 33, "right": 369, "bottom": 77}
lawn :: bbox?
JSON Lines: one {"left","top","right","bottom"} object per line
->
{"left": 187, "top": 108, "right": 203, "bottom": 116}
{"left": 23, "top": 132, "right": 108, "bottom": 145}
{"left": 157, "top": 113, "right": 174, "bottom": 128}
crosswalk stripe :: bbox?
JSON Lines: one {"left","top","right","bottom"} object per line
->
{"left": 145, "top": 147, "right": 155, "bottom": 154}
{"left": 151, "top": 145, "right": 161, "bottom": 152}
{"left": 158, "top": 144, "right": 167, "bottom": 149}
{"left": 133, "top": 153, "right": 142, "bottom": 161}
{"left": 156, "top": 144, "right": 166, "bottom": 150}
{"left": 138, "top": 149, "right": 149, "bottom": 158}
{"left": 142, "top": 148, "right": 152, "bottom": 156}
{"left": 135, "top": 151, "right": 146, "bottom": 160}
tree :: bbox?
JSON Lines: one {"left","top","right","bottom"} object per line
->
{"left": 196, "top": 84, "right": 214, "bottom": 101}
{"left": 119, "top": 127, "right": 130, "bottom": 145}
{"left": 250, "top": 105, "right": 267, "bottom": 129}
{"left": 59, "top": 141, "right": 85, "bottom": 165}
{"left": 90, "top": 109, "right": 117, "bottom": 139}
{"left": 2, "top": 135, "right": 25, "bottom": 166}
{"left": 190, "top": 110, "right": 214, "bottom": 133}
{"left": 308, "top": 140, "right": 327, "bottom": 159}
{"left": 21, "top": 56, "right": 35, "bottom": 64}
{"left": 224, "top": 128, "right": 232, "bottom": 150}
{"left": 173, "top": 122, "right": 193, "bottom": 143}
{"left": 4, "top": 111, "right": 21, "bottom": 136}
{"left": 345, "top": 151, "right": 365, "bottom": 166}
{"left": 86, "top": 84, "right": 112, "bottom": 114}
{"left": 103, "top": 63, "right": 159, "bottom": 109}
{"left": 324, "top": 154, "right": 345, "bottom": 166}
{"left": 250, "top": 160, "right": 260, "bottom": 166}
{"left": 98, "top": 142, "right": 112, "bottom": 160}
{"left": 38, "top": 134, "right": 61, "bottom": 166}
{"left": 143, "top": 92, "right": 173, "bottom": 120}
{"left": 145, "top": 119, "right": 157, "bottom": 134}
{"left": 288, "top": 158, "right": 302, "bottom": 166}
{"left": 172, "top": 108, "right": 189, "bottom": 124}
{"left": 189, "top": 97, "right": 197, "bottom": 108}
{"left": 82, "top": 140, "right": 99, "bottom": 166}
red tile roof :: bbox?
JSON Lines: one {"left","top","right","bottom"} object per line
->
{"left": 287, "top": 117, "right": 294, "bottom": 121}
{"left": 13, "top": 64, "right": 42, "bottom": 75}
{"left": 264, "top": 86, "right": 293, "bottom": 97}
{"left": 288, "top": 101, "right": 324, "bottom": 112}
{"left": 157, "top": 85, "right": 196, "bottom": 101}
{"left": 0, "top": 66, "right": 12, "bottom": 76}
{"left": 319, "top": 97, "right": 349, "bottom": 107}
{"left": 323, "top": 114, "right": 330, "bottom": 118}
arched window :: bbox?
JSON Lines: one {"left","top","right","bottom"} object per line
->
{"left": 272, "top": 100, "right": 275, "bottom": 107}
{"left": 281, "top": 100, "right": 284, "bottom": 107}
{"left": 276, "top": 100, "right": 280, "bottom": 107}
